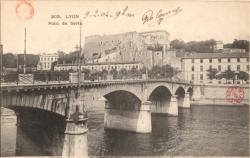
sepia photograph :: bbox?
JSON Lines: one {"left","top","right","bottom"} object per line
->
{"left": 0, "top": 0, "right": 249, "bottom": 157}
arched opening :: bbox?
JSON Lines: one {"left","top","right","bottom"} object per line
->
{"left": 1, "top": 107, "right": 66, "bottom": 156}
{"left": 187, "top": 87, "right": 193, "bottom": 100}
{"left": 103, "top": 90, "right": 151, "bottom": 133}
{"left": 149, "top": 86, "right": 172, "bottom": 114}
{"left": 104, "top": 90, "right": 141, "bottom": 110}
{"left": 175, "top": 87, "right": 185, "bottom": 107}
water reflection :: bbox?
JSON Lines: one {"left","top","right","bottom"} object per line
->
{"left": 1, "top": 105, "right": 249, "bottom": 157}
{"left": 0, "top": 108, "right": 17, "bottom": 156}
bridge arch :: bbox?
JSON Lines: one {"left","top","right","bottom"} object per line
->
{"left": 175, "top": 86, "right": 186, "bottom": 107}
{"left": 187, "top": 87, "right": 193, "bottom": 100}
{"left": 146, "top": 84, "right": 173, "bottom": 100}
{"left": 103, "top": 90, "right": 141, "bottom": 110}
{"left": 148, "top": 86, "right": 172, "bottom": 114}
{"left": 1, "top": 91, "right": 68, "bottom": 117}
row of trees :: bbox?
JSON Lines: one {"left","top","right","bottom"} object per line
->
{"left": 3, "top": 53, "right": 39, "bottom": 68}
{"left": 57, "top": 50, "right": 84, "bottom": 64}
{"left": 170, "top": 39, "right": 250, "bottom": 53}
{"left": 73, "top": 64, "right": 180, "bottom": 81}
{"left": 3, "top": 64, "right": 180, "bottom": 82}
{"left": 170, "top": 39, "right": 216, "bottom": 53}
{"left": 224, "top": 39, "right": 250, "bottom": 52}
{"left": 207, "top": 68, "right": 249, "bottom": 83}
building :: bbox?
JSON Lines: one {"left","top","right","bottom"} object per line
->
{"left": 37, "top": 53, "right": 59, "bottom": 70}
{"left": 84, "top": 30, "right": 170, "bottom": 68}
{"left": 222, "top": 48, "right": 246, "bottom": 53}
{"left": 54, "top": 61, "right": 143, "bottom": 72}
{"left": 180, "top": 52, "right": 250, "bottom": 84}
{"left": 214, "top": 41, "right": 224, "bottom": 50}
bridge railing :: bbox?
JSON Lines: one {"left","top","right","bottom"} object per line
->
{"left": 1, "top": 76, "right": 191, "bottom": 88}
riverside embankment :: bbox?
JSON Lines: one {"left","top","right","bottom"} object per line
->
{"left": 192, "top": 84, "right": 249, "bottom": 106}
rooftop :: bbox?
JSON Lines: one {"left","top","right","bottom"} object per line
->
{"left": 178, "top": 52, "right": 249, "bottom": 59}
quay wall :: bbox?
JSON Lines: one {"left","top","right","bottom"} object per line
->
{"left": 193, "top": 84, "right": 249, "bottom": 106}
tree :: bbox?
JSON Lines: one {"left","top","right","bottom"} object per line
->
{"left": 140, "top": 66, "right": 147, "bottom": 74}
{"left": 217, "top": 70, "right": 236, "bottom": 83}
{"left": 3, "top": 53, "right": 17, "bottom": 68}
{"left": 232, "top": 39, "right": 249, "bottom": 52}
{"left": 110, "top": 68, "right": 118, "bottom": 79}
{"left": 149, "top": 65, "right": 162, "bottom": 78}
{"left": 224, "top": 39, "right": 250, "bottom": 52}
{"left": 82, "top": 69, "right": 91, "bottom": 80}
{"left": 128, "top": 67, "right": 140, "bottom": 78}
{"left": 162, "top": 64, "right": 179, "bottom": 78}
{"left": 18, "top": 54, "right": 39, "bottom": 67}
{"left": 170, "top": 39, "right": 216, "bottom": 53}
{"left": 207, "top": 68, "right": 218, "bottom": 80}
{"left": 100, "top": 69, "right": 108, "bottom": 80}
{"left": 119, "top": 68, "right": 128, "bottom": 79}
{"left": 238, "top": 71, "right": 249, "bottom": 82}
{"left": 148, "top": 65, "right": 179, "bottom": 79}
{"left": 3, "top": 53, "right": 39, "bottom": 68}
{"left": 57, "top": 51, "right": 82, "bottom": 64}
{"left": 170, "top": 39, "right": 185, "bottom": 49}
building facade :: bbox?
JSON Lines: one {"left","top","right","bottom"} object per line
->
{"left": 214, "top": 41, "right": 224, "bottom": 50}
{"left": 180, "top": 52, "right": 250, "bottom": 84}
{"left": 37, "top": 53, "right": 59, "bottom": 70}
{"left": 84, "top": 30, "right": 170, "bottom": 68}
{"left": 54, "top": 62, "right": 143, "bottom": 72}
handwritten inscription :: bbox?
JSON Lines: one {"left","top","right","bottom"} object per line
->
{"left": 83, "top": 6, "right": 134, "bottom": 20}
{"left": 48, "top": 6, "right": 182, "bottom": 27}
{"left": 142, "top": 7, "right": 182, "bottom": 27}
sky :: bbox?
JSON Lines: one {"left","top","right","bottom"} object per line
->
{"left": 1, "top": 0, "right": 249, "bottom": 54}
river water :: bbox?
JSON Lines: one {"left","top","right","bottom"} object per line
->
{"left": 1, "top": 105, "right": 249, "bottom": 157}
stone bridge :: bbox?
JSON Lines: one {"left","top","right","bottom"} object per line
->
{"left": 1, "top": 79, "right": 195, "bottom": 156}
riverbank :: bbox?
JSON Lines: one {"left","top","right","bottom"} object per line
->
{"left": 193, "top": 84, "right": 249, "bottom": 106}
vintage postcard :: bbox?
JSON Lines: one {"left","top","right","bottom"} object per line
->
{"left": 1, "top": 0, "right": 249, "bottom": 157}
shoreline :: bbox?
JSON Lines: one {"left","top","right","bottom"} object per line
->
{"left": 191, "top": 100, "right": 249, "bottom": 106}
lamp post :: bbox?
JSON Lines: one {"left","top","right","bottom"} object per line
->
{"left": 23, "top": 28, "right": 27, "bottom": 74}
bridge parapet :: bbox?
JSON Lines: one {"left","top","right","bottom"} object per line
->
{"left": 1, "top": 79, "right": 192, "bottom": 93}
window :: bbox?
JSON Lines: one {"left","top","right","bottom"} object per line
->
{"left": 191, "top": 66, "right": 194, "bottom": 71}
{"left": 247, "top": 58, "right": 249, "bottom": 62}
{"left": 247, "top": 65, "right": 249, "bottom": 71}
{"left": 200, "top": 59, "right": 203, "bottom": 63}
{"left": 200, "top": 74, "right": 203, "bottom": 80}
{"left": 228, "top": 65, "right": 231, "bottom": 70}
{"left": 218, "top": 65, "right": 221, "bottom": 71}
{"left": 200, "top": 66, "right": 203, "bottom": 71}
{"left": 218, "top": 58, "right": 221, "bottom": 63}
{"left": 228, "top": 58, "right": 231, "bottom": 62}
{"left": 191, "top": 74, "right": 194, "bottom": 80}
{"left": 237, "top": 65, "right": 240, "bottom": 71}
{"left": 237, "top": 58, "right": 240, "bottom": 62}
{"left": 192, "top": 59, "right": 194, "bottom": 63}
{"left": 209, "top": 65, "right": 212, "bottom": 70}
{"left": 209, "top": 59, "right": 212, "bottom": 63}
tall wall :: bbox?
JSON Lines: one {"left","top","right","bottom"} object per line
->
{"left": 192, "top": 84, "right": 249, "bottom": 105}
{"left": 84, "top": 30, "right": 171, "bottom": 68}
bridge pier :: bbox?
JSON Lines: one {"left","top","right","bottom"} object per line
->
{"left": 168, "top": 95, "right": 178, "bottom": 116}
{"left": 182, "top": 92, "right": 190, "bottom": 108}
{"left": 150, "top": 95, "right": 178, "bottom": 116}
{"left": 192, "top": 86, "right": 202, "bottom": 100}
{"left": 62, "top": 112, "right": 88, "bottom": 157}
{"left": 62, "top": 90, "right": 88, "bottom": 157}
{"left": 104, "top": 101, "right": 152, "bottom": 133}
